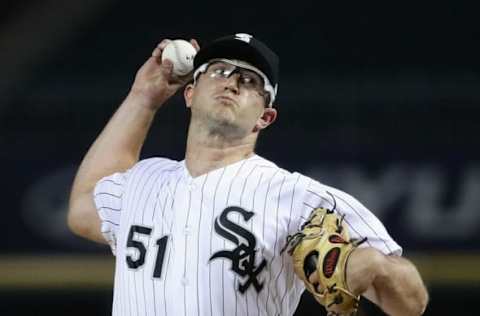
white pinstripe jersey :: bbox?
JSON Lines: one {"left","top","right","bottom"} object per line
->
{"left": 94, "top": 155, "right": 401, "bottom": 316}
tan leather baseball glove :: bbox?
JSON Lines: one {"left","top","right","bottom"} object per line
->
{"left": 283, "top": 207, "right": 367, "bottom": 316}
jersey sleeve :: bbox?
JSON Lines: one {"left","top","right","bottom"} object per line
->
{"left": 297, "top": 176, "right": 402, "bottom": 256}
{"left": 93, "top": 171, "right": 129, "bottom": 255}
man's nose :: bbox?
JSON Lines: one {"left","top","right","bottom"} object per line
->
{"left": 223, "top": 72, "right": 240, "bottom": 94}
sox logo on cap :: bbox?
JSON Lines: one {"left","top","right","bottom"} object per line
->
{"left": 235, "top": 33, "right": 253, "bottom": 43}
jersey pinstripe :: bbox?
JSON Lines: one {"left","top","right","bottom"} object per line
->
{"left": 94, "top": 155, "right": 401, "bottom": 316}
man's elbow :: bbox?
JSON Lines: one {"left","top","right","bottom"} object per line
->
{"left": 400, "top": 276, "right": 429, "bottom": 316}
{"left": 67, "top": 200, "right": 101, "bottom": 242}
{"left": 377, "top": 255, "right": 429, "bottom": 316}
{"left": 408, "top": 260, "right": 429, "bottom": 315}
{"left": 411, "top": 285, "right": 429, "bottom": 315}
{"left": 67, "top": 206, "right": 89, "bottom": 238}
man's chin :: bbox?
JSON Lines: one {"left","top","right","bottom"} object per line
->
{"left": 204, "top": 115, "right": 246, "bottom": 138}
{"left": 210, "top": 107, "right": 235, "bottom": 123}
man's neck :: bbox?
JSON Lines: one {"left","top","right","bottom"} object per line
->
{"left": 184, "top": 129, "right": 257, "bottom": 178}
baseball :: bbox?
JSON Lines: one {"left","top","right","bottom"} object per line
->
{"left": 162, "top": 39, "right": 197, "bottom": 76}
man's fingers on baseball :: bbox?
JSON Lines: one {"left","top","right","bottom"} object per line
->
{"left": 162, "top": 58, "right": 173, "bottom": 69}
{"left": 158, "top": 39, "right": 172, "bottom": 50}
{"left": 150, "top": 39, "right": 172, "bottom": 59}
{"left": 190, "top": 38, "right": 200, "bottom": 51}
{"left": 160, "top": 59, "right": 174, "bottom": 77}
{"left": 139, "top": 56, "right": 161, "bottom": 75}
{"left": 152, "top": 47, "right": 162, "bottom": 58}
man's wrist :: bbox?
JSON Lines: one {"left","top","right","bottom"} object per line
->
{"left": 346, "top": 247, "right": 386, "bottom": 295}
{"left": 125, "top": 90, "right": 168, "bottom": 112}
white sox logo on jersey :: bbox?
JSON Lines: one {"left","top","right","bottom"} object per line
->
{"left": 209, "top": 206, "right": 267, "bottom": 294}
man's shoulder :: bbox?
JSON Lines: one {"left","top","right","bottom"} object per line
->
{"left": 250, "top": 155, "right": 313, "bottom": 185}
{"left": 129, "top": 156, "right": 183, "bottom": 175}
{"left": 251, "top": 158, "right": 348, "bottom": 202}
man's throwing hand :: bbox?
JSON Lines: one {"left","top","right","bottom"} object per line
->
{"left": 129, "top": 38, "right": 200, "bottom": 110}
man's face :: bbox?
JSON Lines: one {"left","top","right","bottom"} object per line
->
{"left": 185, "top": 61, "right": 273, "bottom": 138}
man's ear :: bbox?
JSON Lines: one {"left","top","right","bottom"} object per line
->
{"left": 254, "top": 107, "right": 277, "bottom": 132}
{"left": 184, "top": 83, "right": 194, "bottom": 108}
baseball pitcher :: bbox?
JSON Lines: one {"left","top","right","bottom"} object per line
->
{"left": 68, "top": 33, "right": 428, "bottom": 316}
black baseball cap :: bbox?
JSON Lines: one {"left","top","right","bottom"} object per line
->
{"left": 194, "top": 33, "right": 279, "bottom": 103}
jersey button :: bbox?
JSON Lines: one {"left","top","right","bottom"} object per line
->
{"left": 184, "top": 226, "right": 190, "bottom": 235}
{"left": 181, "top": 276, "right": 189, "bottom": 286}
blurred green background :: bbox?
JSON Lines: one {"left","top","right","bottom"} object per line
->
{"left": 1, "top": 1, "right": 479, "bottom": 315}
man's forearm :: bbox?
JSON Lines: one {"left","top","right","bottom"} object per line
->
{"left": 71, "top": 93, "right": 158, "bottom": 195}
{"left": 364, "top": 253, "right": 428, "bottom": 316}
{"left": 67, "top": 93, "right": 159, "bottom": 241}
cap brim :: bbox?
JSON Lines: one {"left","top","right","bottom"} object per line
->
{"left": 195, "top": 40, "right": 267, "bottom": 73}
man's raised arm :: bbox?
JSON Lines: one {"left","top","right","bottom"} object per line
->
{"left": 67, "top": 39, "right": 198, "bottom": 242}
